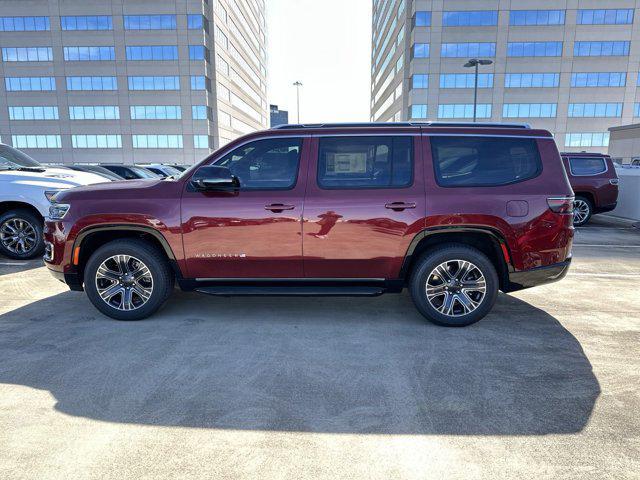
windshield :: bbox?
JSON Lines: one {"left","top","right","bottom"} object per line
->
{"left": 132, "top": 167, "right": 161, "bottom": 179}
{"left": 0, "top": 145, "right": 43, "bottom": 170}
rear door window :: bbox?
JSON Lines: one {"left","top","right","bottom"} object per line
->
{"left": 317, "top": 136, "right": 413, "bottom": 189}
{"left": 568, "top": 157, "right": 607, "bottom": 176}
{"left": 430, "top": 136, "right": 542, "bottom": 187}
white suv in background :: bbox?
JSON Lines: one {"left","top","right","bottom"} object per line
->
{"left": 0, "top": 143, "right": 106, "bottom": 260}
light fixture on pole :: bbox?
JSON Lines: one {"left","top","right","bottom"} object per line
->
{"left": 463, "top": 59, "right": 493, "bottom": 122}
{"left": 293, "top": 81, "right": 303, "bottom": 123}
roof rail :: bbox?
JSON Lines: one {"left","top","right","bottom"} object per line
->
{"left": 271, "top": 122, "right": 531, "bottom": 130}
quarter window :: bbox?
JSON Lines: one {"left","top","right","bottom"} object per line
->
{"left": 214, "top": 138, "right": 302, "bottom": 190}
{"left": 569, "top": 157, "right": 607, "bottom": 176}
{"left": 430, "top": 137, "right": 542, "bottom": 187}
{"left": 317, "top": 137, "right": 413, "bottom": 189}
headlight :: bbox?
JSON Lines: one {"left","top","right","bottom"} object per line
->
{"left": 45, "top": 190, "right": 63, "bottom": 202}
{"left": 49, "top": 203, "right": 70, "bottom": 220}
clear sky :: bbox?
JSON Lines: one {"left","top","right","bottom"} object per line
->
{"left": 266, "top": 0, "right": 372, "bottom": 123}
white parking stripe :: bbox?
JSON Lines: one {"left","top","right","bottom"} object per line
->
{"left": 570, "top": 272, "right": 640, "bottom": 279}
{"left": 573, "top": 244, "right": 640, "bottom": 248}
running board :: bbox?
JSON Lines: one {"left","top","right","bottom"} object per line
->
{"left": 195, "top": 286, "right": 386, "bottom": 297}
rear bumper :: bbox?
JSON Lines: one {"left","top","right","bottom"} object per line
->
{"left": 503, "top": 259, "right": 571, "bottom": 293}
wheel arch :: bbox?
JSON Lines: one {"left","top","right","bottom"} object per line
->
{"left": 400, "top": 227, "right": 511, "bottom": 290}
{"left": 0, "top": 201, "right": 45, "bottom": 222}
{"left": 573, "top": 191, "right": 595, "bottom": 208}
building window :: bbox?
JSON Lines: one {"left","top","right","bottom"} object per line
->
{"left": 502, "top": 103, "right": 557, "bottom": 118}
{"left": 216, "top": 55, "right": 229, "bottom": 75}
{"left": 577, "top": 9, "right": 634, "bottom": 25}
{"left": 413, "top": 43, "right": 429, "bottom": 58}
{"left": 217, "top": 83, "right": 230, "bottom": 101}
{"left": 125, "top": 46, "right": 178, "bottom": 61}
{"left": 60, "top": 16, "right": 112, "bottom": 30}
{"left": 412, "top": 74, "right": 428, "bottom": 89}
{"left": 0, "top": 16, "right": 50, "bottom": 31}
{"left": 504, "top": 73, "right": 559, "bottom": 88}
{"left": 66, "top": 76, "right": 117, "bottom": 91}
{"left": 132, "top": 135, "right": 184, "bottom": 149}
{"left": 441, "top": 42, "right": 495, "bottom": 58}
{"left": 507, "top": 42, "right": 562, "bottom": 57}
{"left": 2, "top": 47, "right": 53, "bottom": 62}
{"left": 442, "top": 11, "right": 498, "bottom": 27}
{"left": 410, "top": 105, "right": 428, "bottom": 119}
{"left": 123, "top": 15, "right": 176, "bottom": 30}
{"left": 187, "top": 14, "right": 204, "bottom": 29}
{"left": 440, "top": 73, "right": 493, "bottom": 89}
{"left": 72, "top": 135, "right": 122, "bottom": 149}
{"left": 574, "top": 41, "right": 630, "bottom": 57}
{"left": 568, "top": 103, "right": 623, "bottom": 118}
{"left": 635, "top": 103, "right": 640, "bottom": 117}
{"left": 130, "top": 105, "right": 181, "bottom": 120}
{"left": 571, "top": 72, "right": 626, "bottom": 87}
{"left": 69, "top": 106, "right": 120, "bottom": 120}
{"left": 190, "top": 76, "right": 207, "bottom": 90}
{"left": 415, "top": 11, "right": 431, "bottom": 27}
{"left": 63, "top": 46, "right": 115, "bottom": 61}
{"left": 214, "top": 27, "right": 229, "bottom": 48}
{"left": 509, "top": 10, "right": 565, "bottom": 25}
{"left": 438, "top": 104, "right": 492, "bottom": 119}
{"left": 192, "top": 105, "right": 208, "bottom": 119}
{"left": 5, "top": 77, "right": 55, "bottom": 91}
{"left": 565, "top": 133, "right": 610, "bottom": 148}
{"left": 189, "top": 45, "right": 207, "bottom": 61}
{"left": 127, "top": 76, "right": 180, "bottom": 91}
{"left": 12, "top": 135, "right": 61, "bottom": 149}
{"left": 193, "top": 135, "right": 209, "bottom": 149}
{"left": 8, "top": 106, "right": 59, "bottom": 121}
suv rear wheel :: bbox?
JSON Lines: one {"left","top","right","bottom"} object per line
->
{"left": 409, "top": 245, "right": 499, "bottom": 327}
{"left": 0, "top": 209, "right": 44, "bottom": 260}
{"left": 84, "top": 239, "right": 174, "bottom": 321}
{"left": 573, "top": 196, "right": 593, "bottom": 227}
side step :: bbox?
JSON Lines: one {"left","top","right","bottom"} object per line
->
{"left": 195, "top": 286, "right": 386, "bottom": 297}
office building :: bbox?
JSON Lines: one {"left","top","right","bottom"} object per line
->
{"left": 269, "top": 104, "right": 288, "bottom": 127}
{"left": 0, "top": 0, "right": 268, "bottom": 165}
{"left": 371, "top": 1, "right": 640, "bottom": 152}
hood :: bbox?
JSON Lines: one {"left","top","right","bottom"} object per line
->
{"left": 0, "top": 167, "right": 107, "bottom": 187}
{"left": 55, "top": 178, "right": 167, "bottom": 202}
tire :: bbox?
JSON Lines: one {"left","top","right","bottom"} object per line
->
{"left": 409, "top": 244, "right": 499, "bottom": 327}
{"left": 573, "top": 196, "right": 593, "bottom": 227}
{"left": 83, "top": 239, "right": 174, "bottom": 321}
{"left": 0, "top": 209, "right": 44, "bottom": 260}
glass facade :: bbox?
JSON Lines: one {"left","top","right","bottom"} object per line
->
{"left": 66, "top": 76, "right": 117, "bottom": 91}
{"left": 63, "top": 46, "right": 115, "bottom": 61}
{"left": 128, "top": 76, "right": 180, "bottom": 91}
{"left": 567, "top": 103, "right": 623, "bottom": 118}
{"left": 2, "top": 47, "right": 53, "bottom": 62}
{"left": 5, "top": 77, "right": 56, "bottom": 91}
{"left": 0, "top": 16, "right": 50, "bottom": 31}
{"left": 438, "top": 104, "right": 492, "bottom": 119}
{"left": 440, "top": 73, "right": 493, "bottom": 89}
{"left": 132, "top": 135, "right": 184, "bottom": 149}
{"left": 441, "top": 43, "right": 495, "bottom": 58}
{"left": 125, "top": 46, "right": 179, "bottom": 61}
{"left": 505, "top": 73, "right": 559, "bottom": 88}
{"left": 123, "top": 15, "right": 176, "bottom": 30}
{"left": 507, "top": 42, "right": 562, "bottom": 56}
{"left": 72, "top": 135, "right": 122, "bottom": 148}
{"left": 571, "top": 72, "right": 626, "bottom": 87}
{"left": 442, "top": 11, "right": 497, "bottom": 26}
{"left": 9, "top": 106, "right": 59, "bottom": 120}
{"left": 577, "top": 9, "right": 634, "bottom": 25}
{"left": 573, "top": 41, "right": 630, "bottom": 57}
{"left": 69, "top": 106, "right": 120, "bottom": 120}
{"left": 12, "top": 135, "right": 62, "bottom": 149}
{"left": 60, "top": 16, "right": 112, "bottom": 30}
{"left": 509, "top": 10, "right": 565, "bottom": 25}
{"left": 565, "top": 133, "right": 610, "bottom": 147}
{"left": 502, "top": 103, "right": 557, "bottom": 118}
{"left": 130, "top": 105, "right": 182, "bottom": 120}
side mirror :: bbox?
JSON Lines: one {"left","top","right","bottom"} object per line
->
{"left": 190, "top": 165, "right": 240, "bottom": 192}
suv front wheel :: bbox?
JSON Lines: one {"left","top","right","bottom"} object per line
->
{"left": 84, "top": 239, "right": 174, "bottom": 321}
{"left": 410, "top": 245, "right": 499, "bottom": 327}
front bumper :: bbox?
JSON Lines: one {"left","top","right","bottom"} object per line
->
{"left": 46, "top": 266, "right": 84, "bottom": 291}
{"left": 503, "top": 259, "right": 571, "bottom": 293}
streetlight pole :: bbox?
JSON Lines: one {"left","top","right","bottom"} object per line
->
{"left": 293, "top": 81, "right": 303, "bottom": 123}
{"left": 464, "top": 59, "right": 493, "bottom": 122}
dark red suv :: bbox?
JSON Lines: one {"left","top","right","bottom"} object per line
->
{"left": 44, "top": 123, "right": 574, "bottom": 327}
{"left": 561, "top": 152, "right": 619, "bottom": 226}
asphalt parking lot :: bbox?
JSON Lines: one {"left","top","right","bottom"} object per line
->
{"left": 0, "top": 216, "right": 638, "bottom": 480}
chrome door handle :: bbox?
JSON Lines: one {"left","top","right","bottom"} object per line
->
{"left": 385, "top": 202, "right": 416, "bottom": 211}
{"left": 265, "top": 203, "right": 295, "bottom": 213}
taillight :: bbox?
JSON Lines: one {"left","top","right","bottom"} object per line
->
{"left": 547, "top": 196, "right": 574, "bottom": 214}
{"left": 609, "top": 178, "right": 619, "bottom": 185}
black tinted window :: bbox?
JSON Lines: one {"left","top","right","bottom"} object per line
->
{"left": 214, "top": 138, "right": 301, "bottom": 190}
{"left": 431, "top": 136, "right": 542, "bottom": 187}
{"left": 318, "top": 137, "right": 413, "bottom": 189}
{"left": 569, "top": 157, "right": 607, "bottom": 175}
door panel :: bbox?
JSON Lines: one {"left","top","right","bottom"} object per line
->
{"left": 303, "top": 135, "right": 426, "bottom": 279}
{"left": 181, "top": 137, "right": 309, "bottom": 279}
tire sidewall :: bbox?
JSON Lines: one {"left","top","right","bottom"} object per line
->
{"left": 573, "top": 196, "right": 593, "bottom": 227}
{"left": 0, "top": 210, "right": 44, "bottom": 260}
{"left": 410, "top": 246, "right": 499, "bottom": 327}
{"left": 84, "top": 240, "right": 172, "bottom": 321}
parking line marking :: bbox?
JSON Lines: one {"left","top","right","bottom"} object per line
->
{"left": 570, "top": 272, "right": 639, "bottom": 279}
{"left": 573, "top": 244, "right": 640, "bottom": 248}
{"left": 0, "top": 262, "right": 29, "bottom": 266}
